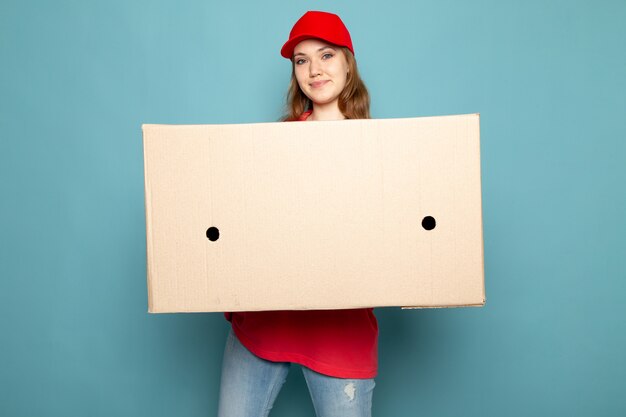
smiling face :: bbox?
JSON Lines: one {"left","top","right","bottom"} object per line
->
{"left": 293, "top": 38, "right": 349, "bottom": 109}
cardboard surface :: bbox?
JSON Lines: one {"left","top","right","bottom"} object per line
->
{"left": 142, "top": 114, "right": 485, "bottom": 313}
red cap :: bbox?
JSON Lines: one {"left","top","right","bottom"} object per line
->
{"left": 280, "top": 11, "right": 354, "bottom": 59}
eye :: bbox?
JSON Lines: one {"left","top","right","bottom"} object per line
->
{"left": 294, "top": 58, "right": 307, "bottom": 65}
{"left": 322, "top": 53, "right": 334, "bottom": 60}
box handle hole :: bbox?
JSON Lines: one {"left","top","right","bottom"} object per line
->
{"left": 206, "top": 227, "right": 220, "bottom": 241}
{"left": 421, "top": 216, "right": 436, "bottom": 231}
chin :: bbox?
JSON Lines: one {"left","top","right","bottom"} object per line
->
{"left": 309, "top": 95, "right": 336, "bottom": 105}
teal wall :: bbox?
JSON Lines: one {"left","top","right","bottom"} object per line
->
{"left": 1, "top": 0, "right": 625, "bottom": 416}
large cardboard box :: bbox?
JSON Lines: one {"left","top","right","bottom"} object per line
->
{"left": 142, "top": 114, "right": 485, "bottom": 313}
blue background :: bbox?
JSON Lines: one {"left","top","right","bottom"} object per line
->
{"left": 1, "top": 0, "right": 625, "bottom": 416}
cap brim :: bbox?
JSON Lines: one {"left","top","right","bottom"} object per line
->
{"left": 280, "top": 34, "right": 335, "bottom": 59}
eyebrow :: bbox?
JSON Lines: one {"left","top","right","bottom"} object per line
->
{"left": 293, "top": 46, "right": 337, "bottom": 57}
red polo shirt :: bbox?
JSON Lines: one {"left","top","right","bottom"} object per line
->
{"left": 224, "top": 308, "right": 378, "bottom": 378}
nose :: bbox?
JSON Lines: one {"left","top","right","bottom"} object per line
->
{"left": 308, "top": 58, "right": 321, "bottom": 78}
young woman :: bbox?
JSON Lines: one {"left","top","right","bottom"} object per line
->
{"left": 218, "top": 11, "right": 377, "bottom": 417}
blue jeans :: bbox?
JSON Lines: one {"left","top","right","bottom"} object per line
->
{"left": 217, "top": 328, "right": 375, "bottom": 417}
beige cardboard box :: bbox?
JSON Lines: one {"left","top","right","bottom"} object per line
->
{"left": 142, "top": 114, "right": 485, "bottom": 313}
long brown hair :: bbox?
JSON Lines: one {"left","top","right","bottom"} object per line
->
{"left": 282, "top": 47, "right": 370, "bottom": 121}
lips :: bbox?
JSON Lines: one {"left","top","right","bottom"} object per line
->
{"left": 310, "top": 80, "right": 329, "bottom": 88}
